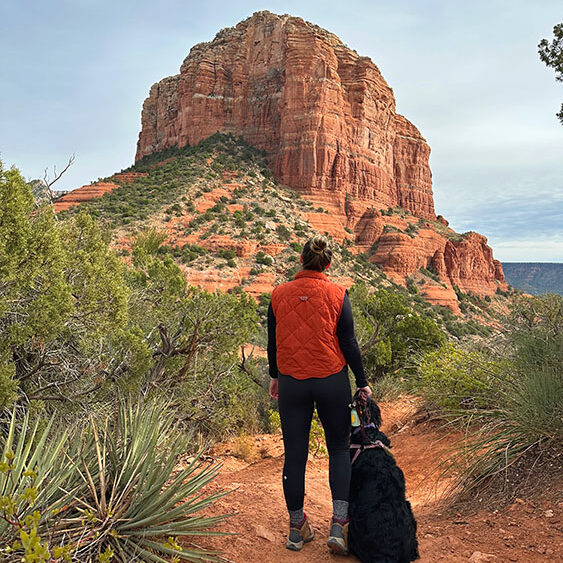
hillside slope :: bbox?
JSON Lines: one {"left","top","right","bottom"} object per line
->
{"left": 54, "top": 134, "right": 516, "bottom": 338}
{"left": 133, "top": 11, "right": 507, "bottom": 299}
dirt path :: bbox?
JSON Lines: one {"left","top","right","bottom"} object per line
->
{"left": 188, "top": 398, "right": 562, "bottom": 562}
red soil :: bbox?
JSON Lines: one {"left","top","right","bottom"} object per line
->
{"left": 189, "top": 398, "right": 563, "bottom": 562}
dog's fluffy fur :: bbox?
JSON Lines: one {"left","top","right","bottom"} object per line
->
{"left": 348, "top": 398, "right": 419, "bottom": 563}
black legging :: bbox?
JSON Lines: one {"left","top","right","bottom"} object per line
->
{"left": 278, "top": 369, "right": 352, "bottom": 511}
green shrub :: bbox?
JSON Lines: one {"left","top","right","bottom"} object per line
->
{"left": 255, "top": 251, "right": 273, "bottom": 266}
{"left": 276, "top": 225, "right": 291, "bottom": 241}
{"left": 349, "top": 284, "right": 445, "bottom": 379}
{"left": 406, "top": 277, "right": 418, "bottom": 294}
{"left": 404, "top": 223, "right": 418, "bottom": 237}
{"left": 181, "top": 243, "right": 208, "bottom": 263}
{"left": 166, "top": 202, "right": 183, "bottom": 216}
{"left": 0, "top": 400, "right": 226, "bottom": 562}
{"left": 413, "top": 343, "right": 505, "bottom": 411}
{"left": 217, "top": 249, "right": 236, "bottom": 260}
{"left": 421, "top": 294, "right": 563, "bottom": 493}
{"left": 370, "top": 374, "right": 407, "bottom": 402}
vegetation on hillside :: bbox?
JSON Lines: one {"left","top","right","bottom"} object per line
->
{"left": 1, "top": 160, "right": 265, "bottom": 560}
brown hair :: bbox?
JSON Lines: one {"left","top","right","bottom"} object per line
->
{"left": 301, "top": 235, "right": 333, "bottom": 271}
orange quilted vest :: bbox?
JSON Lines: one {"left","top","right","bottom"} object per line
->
{"left": 271, "top": 270, "right": 346, "bottom": 379}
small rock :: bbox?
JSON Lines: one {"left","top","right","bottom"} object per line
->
{"left": 514, "top": 498, "right": 525, "bottom": 504}
{"left": 544, "top": 509, "right": 554, "bottom": 518}
{"left": 468, "top": 552, "right": 497, "bottom": 563}
{"left": 255, "top": 525, "right": 276, "bottom": 542}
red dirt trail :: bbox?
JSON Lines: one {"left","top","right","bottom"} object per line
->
{"left": 188, "top": 398, "right": 562, "bottom": 563}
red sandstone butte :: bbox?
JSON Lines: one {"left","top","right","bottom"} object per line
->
{"left": 58, "top": 10, "right": 506, "bottom": 308}
{"left": 135, "top": 11, "right": 435, "bottom": 221}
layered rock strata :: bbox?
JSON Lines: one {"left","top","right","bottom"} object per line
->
{"left": 135, "top": 11, "right": 435, "bottom": 220}
{"left": 57, "top": 11, "right": 507, "bottom": 310}
{"left": 53, "top": 172, "right": 147, "bottom": 213}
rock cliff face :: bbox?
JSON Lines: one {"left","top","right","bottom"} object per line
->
{"left": 136, "top": 11, "right": 435, "bottom": 220}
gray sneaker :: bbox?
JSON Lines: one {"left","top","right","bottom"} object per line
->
{"left": 286, "top": 515, "right": 315, "bottom": 551}
{"left": 327, "top": 519, "right": 349, "bottom": 555}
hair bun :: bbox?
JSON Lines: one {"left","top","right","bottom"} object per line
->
{"left": 301, "top": 235, "right": 333, "bottom": 271}
{"left": 310, "top": 235, "right": 327, "bottom": 255}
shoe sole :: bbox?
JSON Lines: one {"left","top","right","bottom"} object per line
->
{"left": 327, "top": 537, "right": 349, "bottom": 556}
{"left": 286, "top": 529, "right": 315, "bottom": 551}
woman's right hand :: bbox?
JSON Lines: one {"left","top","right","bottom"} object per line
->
{"left": 357, "top": 385, "right": 372, "bottom": 397}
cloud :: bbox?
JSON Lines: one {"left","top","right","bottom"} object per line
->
{"left": 491, "top": 235, "right": 563, "bottom": 262}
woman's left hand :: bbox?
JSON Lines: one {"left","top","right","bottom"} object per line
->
{"left": 269, "top": 378, "right": 279, "bottom": 400}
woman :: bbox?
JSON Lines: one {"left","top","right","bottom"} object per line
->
{"left": 268, "top": 235, "right": 371, "bottom": 555}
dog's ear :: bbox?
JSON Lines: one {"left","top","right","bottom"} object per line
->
{"left": 369, "top": 399, "right": 382, "bottom": 429}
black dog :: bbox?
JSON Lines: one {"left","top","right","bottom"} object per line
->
{"left": 348, "top": 393, "right": 419, "bottom": 563}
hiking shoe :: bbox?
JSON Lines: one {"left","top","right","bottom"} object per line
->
{"left": 286, "top": 515, "right": 315, "bottom": 551}
{"left": 327, "top": 519, "right": 349, "bottom": 555}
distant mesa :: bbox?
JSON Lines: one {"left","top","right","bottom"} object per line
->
{"left": 502, "top": 263, "right": 563, "bottom": 295}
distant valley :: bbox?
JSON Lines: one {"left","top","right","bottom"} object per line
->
{"left": 502, "top": 262, "right": 563, "bottom": 295}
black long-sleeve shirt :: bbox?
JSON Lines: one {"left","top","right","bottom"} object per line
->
{"left": 267, "top": 292, "right": 368, "bottom": 388}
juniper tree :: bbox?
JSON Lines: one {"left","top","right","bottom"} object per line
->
{"left": 538, "top": 23, "right": 563, "bottom": 124}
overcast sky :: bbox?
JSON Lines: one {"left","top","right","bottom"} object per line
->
{"left": 1, "top": 0, "right": 561, "bottom": 261}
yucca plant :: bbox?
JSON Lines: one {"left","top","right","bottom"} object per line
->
{"left": 448, "top": 365, "right": 562, "bottom": 493}
{"left": 56, "top": 399, "right": 228, "bottom": 562}
{"left": 1, "top": 400, "right": 228, "bottom": 562}
{"left": 0, "top": 410, "right": 79, "bottom": 542}
{"left": 413, "top": 292, "right": 563, "bottom": 497}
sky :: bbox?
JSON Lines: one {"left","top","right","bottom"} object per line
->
{"left": 1, "top": 0, "right": 562, "bottom": 262}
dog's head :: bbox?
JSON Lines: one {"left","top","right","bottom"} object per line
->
{"left": 351, "top": 392, "right": 390, "bottom": 447}
{"left": 352, "top": 391, "right": 382, "bottom": 429}
{"left": 364, "top": 395, "right": 382, "bottom": 429}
